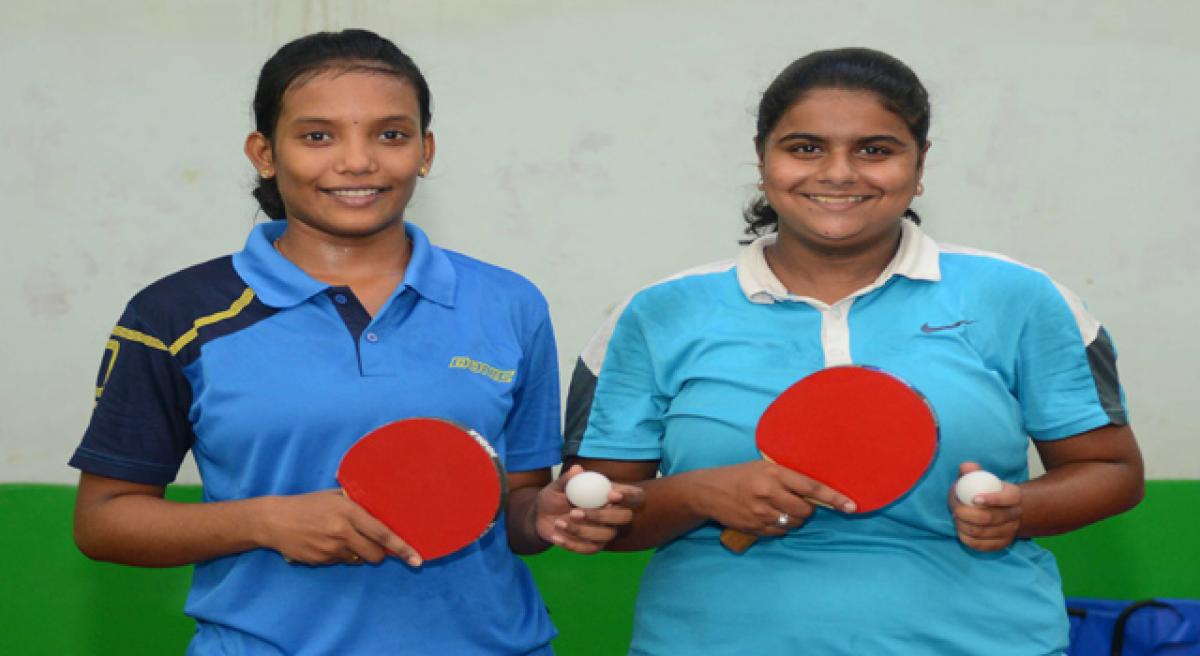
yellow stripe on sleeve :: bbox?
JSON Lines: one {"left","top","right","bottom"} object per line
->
{"left": 168, "top": 287, "right": 256, "bottom": 355}
{"left": 95, "top": 338, "right": 121, "bottom": 400}
{"left": 111, "top": 325, "right": 169, "bottom": 351}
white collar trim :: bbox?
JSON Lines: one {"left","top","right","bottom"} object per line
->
{"left": 735, "top": 219, "right": 941, "bottom": 305}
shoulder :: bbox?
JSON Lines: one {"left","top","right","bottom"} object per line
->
{"left": 938, "top": 243, "right": 1074, "bottom": 299}
{"left": 936, "top": 243, "right": 1099, "bottom": 341}
{"left": 625, "top": 259, "right": 738, "bottom": 316}
{"left": 443, "top": 249, "right": 545, "bottom": 303}
{"left": 937, "top": 243, "right": 1049, "bottom": 282}
{"left": 580, "top": 259, "right": 736, "bottom": 368}
{"left": 125, "top": 256, "right": 245, "bottom": 329}
{"left": 120, "top": 255, "right": 274, "bottom": 363}
{"left": 446, "top": 249, "right": 549, "bottom": 311}
{"left": 439, "top": 249, "right": 552, "bottom": 343}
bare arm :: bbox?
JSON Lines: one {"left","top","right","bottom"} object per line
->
{"left": 73, "top": 472, "right": 419, "bottom": 567}
{"left": 950, "top": 423, "right": 1144, "bottom": 551}
{"left": 1021, "top": 423, "right": 1144, "bottom": 535}
{"left": 565, "top": 457, "right": 855, "bottom": 552}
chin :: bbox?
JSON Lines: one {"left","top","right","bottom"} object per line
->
{"left": 300, "top": 214, "right": 404, "bottom": 239}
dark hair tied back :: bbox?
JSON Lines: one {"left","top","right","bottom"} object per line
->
{"left": 744, "top": 47, "right": 930, "bottom": 235}
{"left": 250, "top": 28, "right": 432, "bottom": 220}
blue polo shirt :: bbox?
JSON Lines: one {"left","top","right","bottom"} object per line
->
{"left": 566, "top": 219, "right": 1126, "bottom": 655}
{"left": 72, "top": 220, "right": 560, "bottom": 655}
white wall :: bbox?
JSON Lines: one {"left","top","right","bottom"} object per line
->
{"left": 2, "top": 0, "right": 1196, "bottom": 482}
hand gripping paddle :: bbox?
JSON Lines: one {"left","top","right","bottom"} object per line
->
{"left": 720, "top": 365, "right": 939, "bottom": 553}
{"left": 337, "top": 418, "right": 507, "bottom": 561}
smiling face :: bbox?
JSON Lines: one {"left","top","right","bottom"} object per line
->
{"left": 759, "top": 88, "right": 926, "bottom": 251}
{"left": 245, "top": 67, "right": 434, "bottom": 239}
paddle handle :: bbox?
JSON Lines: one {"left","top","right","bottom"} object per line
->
{"left": 718, "top": 496, "right": 831, "bottom": 554}
{"left": 719, "top": 528, "right": 758, "bottom": 553}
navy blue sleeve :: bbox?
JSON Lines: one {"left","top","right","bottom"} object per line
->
{"left": 69, "top": 304, "right": 195, "bottom": 485}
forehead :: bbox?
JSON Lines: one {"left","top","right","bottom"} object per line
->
{"left": 279, "top": 68, "right": 419, "bottom": 121}
{"left": 772, "top": 88, "right": 913, "bottom": 141}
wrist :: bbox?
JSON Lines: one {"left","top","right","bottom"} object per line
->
{"left": 529, "top": 488, "right": 555, "bottom": 546}
{"left": 678, "top": 470, "right": 711, "bottom": 521}
{"left": 244, "top": 495, "right": 279, "bottom": 550}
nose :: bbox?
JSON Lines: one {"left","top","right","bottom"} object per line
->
{"left": 817, "top": 150, "right": 857, "bottom": 186}
{"left": 335, "top": 135, "right": 376, "bottom": 175}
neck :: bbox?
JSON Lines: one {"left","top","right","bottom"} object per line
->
{"left": 274, "top": 219, "right": 411, "bottom": 287}
{"left": 764, "top": 222, "right": 903, "bottom": 305}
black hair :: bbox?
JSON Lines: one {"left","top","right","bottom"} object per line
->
{"left": 250, "top": 28, "right": 432, "bottom": 220}
{"left": 744, "top": 47, "right": 930, "bottom": 236}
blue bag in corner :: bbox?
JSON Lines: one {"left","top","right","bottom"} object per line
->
{"left": 1066, "top": 598, "right": 1200, "bottom": 655}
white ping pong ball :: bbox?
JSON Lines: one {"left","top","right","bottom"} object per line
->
{"left": 955, "top": 470, "right": 1003, "bottom": 506}
{"left": 565, "top": 471, "right": 612, "bottom": 509}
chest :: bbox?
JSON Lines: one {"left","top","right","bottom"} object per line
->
{"left": 655, "top": 290, "right": 1030, "bottom": 482}
{"left": 180, "top": 299, "right": 524, "bottom": 491}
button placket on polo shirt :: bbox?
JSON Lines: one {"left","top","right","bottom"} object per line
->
{"left": 820, "top": 301, "right": 854, "bottom": 367}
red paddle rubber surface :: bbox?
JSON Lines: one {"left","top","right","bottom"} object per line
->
{"left": 757, "top": 366, "right": 939, "bottom": 513}
{"left": 337, "top": 418, "right": 506, "bottom": 561}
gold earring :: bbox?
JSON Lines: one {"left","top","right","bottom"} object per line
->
{"left": 916, "top": 181, "right": 924, "bottom": 196}
{"left": 260, "top": 169, "right": 273, "bottom": 179}
{"left": 419, "top": 166, "right": 429, "bottom": 177}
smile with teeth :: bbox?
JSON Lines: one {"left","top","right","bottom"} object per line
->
{"left": 804, "top": 194, "right": 870, "bottom": 204}
{"left": 326, "top": 188, "right": 384, "bottom": 197}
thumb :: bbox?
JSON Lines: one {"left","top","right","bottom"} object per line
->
{"left": 550, "top": 464, "right": 585, "bottom": 491}
{"left": 958, "top": 461, "right": 982, "bottom": 477}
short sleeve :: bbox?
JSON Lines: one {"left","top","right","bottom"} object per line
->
{"left": 499, "top": 310, "right": 563, "bottom": 472}
{"left": 576, "top": 300, "right": 668, "bottom": 461}
{"left": 68, "top": 304, "right": 195, "bottom": 484}
{"left": 1016, "top": 277, "right": 1128, "bottom": 440}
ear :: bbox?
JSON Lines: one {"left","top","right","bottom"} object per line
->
{"left": 421, "top": 130, "right": 437, "bottom": 174}
{"left": 917, "top": 139, "right": 932, "bottom": 173}
{"left": 244, "top": 132, "right": 274, "bottom": 177}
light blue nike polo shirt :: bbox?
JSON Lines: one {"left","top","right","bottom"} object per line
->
{"left": 72, "top": 220, "right": 560, "bottom": 655}
{"left": 566, "top": 219, "right": 1126, "bottom": 655}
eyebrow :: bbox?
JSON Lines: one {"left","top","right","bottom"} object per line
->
{"left": 777, "top": 132, "right": 908, "bottom": 147}
{"left": 857, "top": 134, "right": 908, "bottom": 146}
{"left": 289, "top": 115, "right": 417, "bottom": 125}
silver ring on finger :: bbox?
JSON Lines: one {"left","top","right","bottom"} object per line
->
{"left": 776, "top": 513, "right": 790, "bottom": 528}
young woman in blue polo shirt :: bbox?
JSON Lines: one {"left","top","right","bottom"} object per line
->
{"left": 70, "top": 29, "right": 639, "bottom": 655}
{"left": 564, "top": 48, "right": 1144, "bottom": 654}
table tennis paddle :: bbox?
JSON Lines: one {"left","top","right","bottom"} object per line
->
{"left": 720, "top": 365, "right": 939, "bottom": 553}
{"left": 337, "top": 418, "right": 507, "bottom": 561}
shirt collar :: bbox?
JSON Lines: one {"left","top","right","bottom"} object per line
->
{"left": 232, "top": 221, "right": 457, "bottom": 309}
{"left": 735, "top": 218, "right": 941, "bottom": 304}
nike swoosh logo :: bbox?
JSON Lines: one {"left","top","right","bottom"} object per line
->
{"left": 921, "top": 320, "right": 975, "bottom": 333}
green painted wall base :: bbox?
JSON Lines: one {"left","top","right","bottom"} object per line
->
{"left": 1, "top": 481, "right": 1194, "bottom": 655}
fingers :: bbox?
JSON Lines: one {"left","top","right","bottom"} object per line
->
{"left": 958, "top": 461, "right": 982, "bottom": 477}
{"left": 775, "top": 469, "right": 857, "bottom": 514}
{"left": 705, "top": 462, "right": 852, "bottom": 535}
{"left": 553, "top": 464, "right": 584, "bottom": 490}
{"left": 345, "top": 500, "right": 423, "bottom": 567}
{"left": 547, "top": 482, "right": 643, "bottom": 554}
{"left": 607, "top": 483, "right": 646, "bottom": 511}
{"left": 278, "top": 490, "right": 423, "bottom": 567}
{"left": 952, "top": 482, "right": 1022, "bottom": 552}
